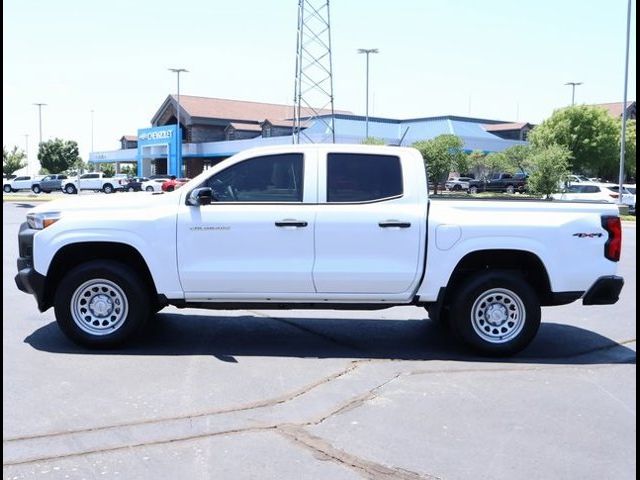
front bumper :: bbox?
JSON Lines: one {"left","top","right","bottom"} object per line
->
{"left": 14, "top": 222, "right": 49, "bottom": 312}
{"left": 582, "top": 276, "right": 624, "bottom": 305}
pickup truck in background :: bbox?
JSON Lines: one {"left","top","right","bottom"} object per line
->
{"left": 469, "top": 172, "right": 528, "bottom": 194}
{"left": 61, "top": 173, "right": 118, "bottom": 194}
{"left": 31, "top": 174, "right": 68, "bottom": 194}
{"left": 4, "top": 175, "right": 43, "bottom": 193}
{"left": 15, "top": 145, "right": 624, "bottom": 356}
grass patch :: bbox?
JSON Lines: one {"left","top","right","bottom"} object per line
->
{"left": 3, "top": 194, "right": 56, "bottom": 202}
{"left": 621, "top": 215, "right": 636, "bottom": 222}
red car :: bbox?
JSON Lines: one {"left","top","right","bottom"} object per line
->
{"left": 161, "top": 178, "right": 191, "bottom": 192}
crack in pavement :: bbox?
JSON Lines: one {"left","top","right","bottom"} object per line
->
{"left": 3, "top": 359, "right": 369, "bottom": 444}
{"left": 277, "top": 425, "right": 440, "bottom": 480}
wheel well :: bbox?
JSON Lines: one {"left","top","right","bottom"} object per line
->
{"left": 445, "top": 249, "right": 553, "bottom": 306}
{"left": 43, "top": 242, "right": 158, "bottom": 310}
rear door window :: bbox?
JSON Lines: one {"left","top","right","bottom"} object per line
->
{"left": 327, "top": 153, "right": 402, "bottom": 203}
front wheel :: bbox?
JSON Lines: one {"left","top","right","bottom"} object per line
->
{"left": 127, "top": 186, "right": 135, "bottom": 192}
{"left": 65, "top": 184, "right": 77, "bottom": 194}
{"left": 54, "top": 260, "right": 150, "bottom": 348}
{"left": 32, "top": 184, "right": 42, "bottom": 194}
{"left": 469, "top": 186, "right": 478, "bottom": 194}
{"left": 505, "top": 185, "right": 515, "bottom": 194}
{"left": 145, "top": 186, "right": 154, "bottom": 192}
{"left": 4, "top": 184, "right": 12, "bottom": 193}
{"left": 448, "top": 271, "right": 540, "bottom": 356}
{"left": 103, "top": 184, "right": 114, "bottom": 194}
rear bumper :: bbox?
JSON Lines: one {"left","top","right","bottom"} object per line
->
{"left": 582, "top": 276, "right": 624, "bottom": 305}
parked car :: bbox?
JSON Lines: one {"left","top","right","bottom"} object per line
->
{"left": 15, "top": 144, "right": 624, "bottom": 356}
{"left": 567, "top": 174, "right": 591, "bottom": 184}
{"left": 161, "top": 178, "right": 191, "bottom": 192}
{"left": 61, "top": 173, "right": 118, "bottom": 194}
{"left": 468, "top": 172, "right": 528, "bottom": 194}
{"left": 3, "top": 175, "right": 41, "bottom": 193}
{"left": 149, "top": 174, "right": 173, "bottom": 180}
{"left": 120, "top": 177, "right": 149, "bottom": 192}
{"left": 552, "top": 183, "right": 635, "bottom": 211}
{"left": 31, "top": 174, "right": 68, "bottom": 194}
{"left": 140, "top": 179, "right": 167, "bottom": 192}
{"left": 445, "top": 177, "right": 473, "bottom": 191}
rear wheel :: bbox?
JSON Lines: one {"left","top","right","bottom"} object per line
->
{"left": 103, "top": 184, "right": 114, "bottom": 194}
{"left": 145, "top": 186, "right": 154, "bottom": 192}
{"left": 506, "top": 185, "right": 515, "bottom": 194}
{"left": 469, "top": 186, "right": 478, "bottom": 194}
{"left": 448, "top": 271, "right": 540, "bottom": 356}
{"left": 453, "top": 184, "right": 462, "bottom": 191}
{"left": 127, "top": 186, "right": 135, "bottom": 192}
{"left": 3, "top": 184, "right": 11, "bottom": 193}
{"left": 32, "top": 184, "right": 42, "bottom": 194}
{"left": 54, "top": 260, "right": 150, "bottom": 348}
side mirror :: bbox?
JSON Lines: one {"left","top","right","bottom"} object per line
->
{"left": 187, "top": 187, "right": 213, "bottom": 206}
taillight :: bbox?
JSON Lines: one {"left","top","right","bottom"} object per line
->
{"left": 602, "top": 215, "right": 622, "bottom": 261}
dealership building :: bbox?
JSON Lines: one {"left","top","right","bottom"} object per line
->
{"left": 88, "top": 94, "right": 530, "bottom": 178}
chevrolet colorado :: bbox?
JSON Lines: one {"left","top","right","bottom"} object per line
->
{"left": 15, "top": 145, "right": 624, "bottom": 355}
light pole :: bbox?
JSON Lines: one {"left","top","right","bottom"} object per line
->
{"left": 90, "top": 109, "right": 95, "bottom": 153}
{"left": 168, "top": 68, "right": 188, "bottom": 176}
{"left": 618, "top": 0, "right": 632, "bottom": 203}
{"left": 33, "top": 103, "right": 47, "bottom": 145}
{"left": 357, "top": 48, "right": 378, "bottom": 138}
{"left": 24, "top": 134, "right": 29, "bottom": 175}
{"left": 564, "top": 82, "right": 583, "bottom": 106}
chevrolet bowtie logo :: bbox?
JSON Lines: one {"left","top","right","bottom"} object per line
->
{"left": 573, "top": 233, "right": 604, "bottom": 238}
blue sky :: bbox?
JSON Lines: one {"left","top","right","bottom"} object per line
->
{"left": 3, "top": 0, "right": 636, "bottom": 163}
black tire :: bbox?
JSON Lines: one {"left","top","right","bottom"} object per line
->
{"left": 453, "top": 184, "right": 462, "bottom": 191}
{"left": 32, "top": 184, "right": 42, "bottom": 194}
{"left": 448, "top": 271, "right": 540, "bottom": 356}
{"left": 145, "top": 186, "right": 154, "bottom": 192}
{"left": 167, "top": 186, "right": 175, "bottom": 192}
{"left": 65, "top": 184, "right": 77, "bottom": 194}
{"left": 469, "top": 186, "right": 478, "bottom": 194}
{"left": 103, "top": 183, "right": 114, "bottom": 194}
{"left": 505, "top": 185, "right": 515, "bottom": 194}
{"left": 3, "top": 184, "right": 11, "bottom": 193}
{"left": 127, "top": 186, "right": 135, "bottom": 192}
{"left": 54, "top": 260, "right": 150, "bottom": 348}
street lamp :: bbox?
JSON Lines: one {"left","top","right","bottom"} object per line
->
{"left": 564, "top": 82, "right": 583, "bottom": 106}
{"left": 357, "top": 48, "right": 378, "bottom": 138}
{"left": 168, "top": 68, "right": 188, "bottom": 177}
{"left": 33, "top": 103, "right": 47, "bottom": 145}
{"left": 618, "top": 0, "right": 632, "bottom": 204}
{"left": 91, "top": 109, "right": 95, "bottom": 153}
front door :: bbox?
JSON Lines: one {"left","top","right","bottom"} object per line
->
{"left": 177, "top": 152, "right": 317, "bottom": 296}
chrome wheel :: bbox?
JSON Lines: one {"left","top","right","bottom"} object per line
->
{"left": 471, "top": 288, "right": 525, "bottom": 344}
{"left": 70, "top": 279, "right": 129, "bottom": 336}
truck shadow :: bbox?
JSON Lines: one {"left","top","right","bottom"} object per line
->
{"left": 24, "top": 313, "right": 635, "bottom": 365}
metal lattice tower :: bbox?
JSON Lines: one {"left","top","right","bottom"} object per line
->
{"left": 293, "top": 0, "right": 335, "bottom": 143}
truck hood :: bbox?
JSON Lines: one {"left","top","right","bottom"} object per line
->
{"left": 28, "top": 191, "right": 179, "bottom": 214}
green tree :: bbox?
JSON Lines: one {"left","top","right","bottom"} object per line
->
{"left": 3, "top": 146, "right": 27, "bottom": 178}
{"left": 361, "top": 137, "right": 386, "bottom": 145}
{"left": 501, "top": 144, "right": 533, "bottom": 173}
{"left": 101, "top": 164, "right": 115, "bottom": 177}
{"left": 526, "top": 145, "right": 571, "bottom": 198}
{"left": 37, "top": 138, "right": 81, "bottom": 174}
{"left": 529, "top": 105, "right": 618, "bottom": 177}
{"left": 484, "top": 152, "right": 513, "bottom": 176}
{"left": 413, "top": 134, "right": 465, "bottom": 194}
{"left": 69, "top": 157, "right": 89, "bottom": 174}
{"left": 619, "top": 119, "right": 636, "bottom": 180}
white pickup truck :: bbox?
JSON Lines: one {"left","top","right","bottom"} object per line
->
{"left": 61, "top": 172, "right": 118, "bottom": 194}
{"left": 15, "top": 145, "right": 624, "bottom": 356}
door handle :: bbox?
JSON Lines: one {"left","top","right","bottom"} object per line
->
{"left": 275, "top": 220, "right": 308, "bottom": 228}
{"left": 378, "top": 220, "right": 411, "bottom": 228}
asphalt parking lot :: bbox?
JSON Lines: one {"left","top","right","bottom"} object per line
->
{"left": 2, "top": 201, "right": 636, "bottom": 480}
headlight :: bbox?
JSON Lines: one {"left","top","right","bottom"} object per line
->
{"left": 27, "top": 212, "right": 61, "bottom": 230}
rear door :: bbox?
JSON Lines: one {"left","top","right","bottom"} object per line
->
{"left": 313, "top": 152, "right": 424, "bottom": 294}
{"left": 13, "top": 176, "right": 32, "bottom": 189}
{"left": 78, "top": 173, "right": 100, "bottom": 190}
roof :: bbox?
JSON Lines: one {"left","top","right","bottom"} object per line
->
{"left": 152, "top": 95, "right": 350, "bottom": 124}
{"left": 484, "top": 122, "right": 531, "bottom": 132}
{"left": 592, "top": 101, "right": 636, "bottom": 117}
{"left": 120, "top": 135, "right": 138, "bottom": 141}
{"left": 226, "top": 122, "right": 262, "bottom": 132}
